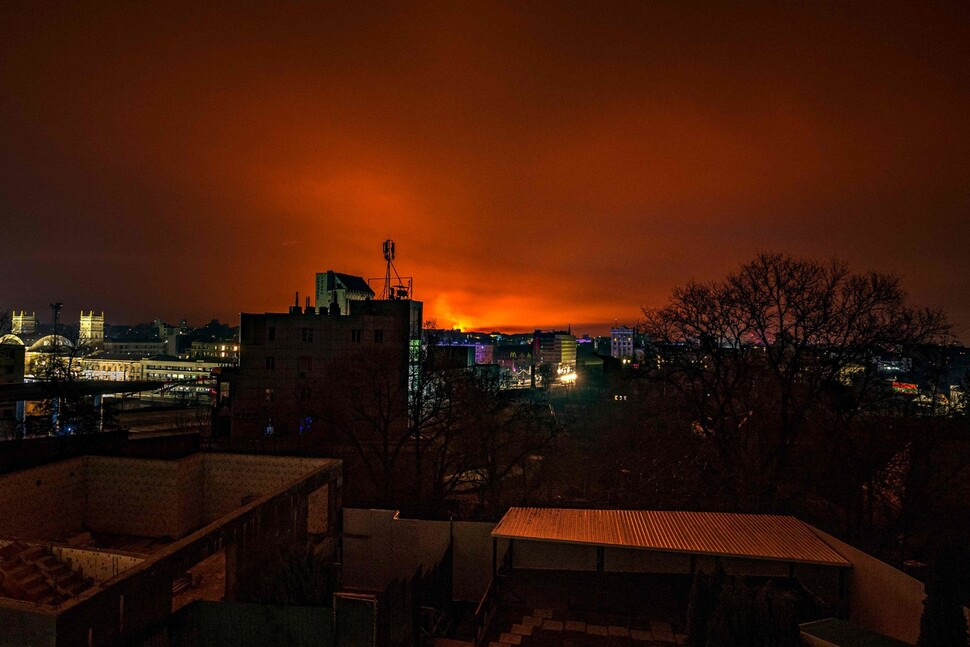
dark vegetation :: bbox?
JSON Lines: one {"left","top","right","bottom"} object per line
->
{"left": 308, "top": 253, "right": 969, "bottom": 578}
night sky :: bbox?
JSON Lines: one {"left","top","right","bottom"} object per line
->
{"left": 2, "top": 2, "right": 969, "bottom": 335}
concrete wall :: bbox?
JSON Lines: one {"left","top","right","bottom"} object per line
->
{"left": 51, "top": 547, "right": 144, "bottom": 584}
{"left": 0, "top": 454, "right": 342, "bottom": 647}
{"left": 306, "top": 484, "right": 329, "bottom": 535}
{"left": 343, "top": 509, "right": 405, "bottom": 590}
{"left": 0, "top": 458, "right": 85, "bottom": 540}
{"left": 452, "top": 521, "right": 501, "bottom": 602}
{"left": 0, "top": 454, "right": 334, "bottom": 544}
{"left": 812, "top": 528, "right": 924, "bottom": 644}
{"left": 177, "top": 454, "right": 205, "bottom": 537}
{"left": 85, "top": 456, "right": 183, "bottom": 538}
{"left": 342, "top": 510, "right": 453, "bottom": 591}
{"left": 0, "top": 603, "right": 57, "bottom": 647}
{"left": 54, "top": 561, "right": 172, "bottom": 647}
{"left": 343, "top": 511, "right": 506, "bottom": 602}
{"left": 203, "top": 454, "right": 333, "bottom": 527}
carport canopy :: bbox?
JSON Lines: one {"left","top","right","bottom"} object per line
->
{"left": 491, "top": 507, "right": 850, "bottom": 567}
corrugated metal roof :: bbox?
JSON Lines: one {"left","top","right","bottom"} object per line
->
{"left": 491, "top": 508, "right": 850, "bottom": 567}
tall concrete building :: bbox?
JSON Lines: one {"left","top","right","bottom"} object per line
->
{"left": 223, "top": 297, "right": 422, "bottom": 438}
{"left": 314, "top": 270, "right": 376, "bottom": 316}
{"left": 532, "top": 330, "right": 577, "bottom": 379}
{"left": 611, "top": 326, "right": 635, "bottom": 360}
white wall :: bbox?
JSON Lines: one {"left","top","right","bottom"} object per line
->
{"left": 453, "top": 521, "right": 502, "bottom": 602}
{"left": 342, "top": 509, "right": 502, "bottom": 602}
{"left": 811, "top": 528, "right": 924, "bottom": 644}
{"left": 342, "top": 509, "right": 451, "bottom": 589}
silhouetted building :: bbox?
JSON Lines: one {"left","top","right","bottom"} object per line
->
{"left": 314, "top": 270, "right": 375, "bottom": 315}
{"left": 224, "top": 298, "right": 422, "bottom": 438}
{"left": 0, "top": 343, "right": 25, "bottom": 433}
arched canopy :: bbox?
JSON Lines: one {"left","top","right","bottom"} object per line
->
{"left": 27, "top": 334, "right": 74, "bottom": 352}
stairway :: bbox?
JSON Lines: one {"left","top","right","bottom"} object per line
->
{"left": 487, "top": 607, "right": 686, "bottom": 646}
{"left": 0, "top": 541, "right": 94, "bottom": 605}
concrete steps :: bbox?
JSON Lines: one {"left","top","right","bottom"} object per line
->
{"left": 488, "top": 607, "right": 686, "bottom": 646}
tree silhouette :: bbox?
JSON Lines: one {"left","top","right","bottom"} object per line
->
{"left": 642, "top": 252, "right": 949, "bottom": 511}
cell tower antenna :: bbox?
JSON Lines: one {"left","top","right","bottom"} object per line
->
{"left": 378, "top": 239, "right": 412, "bottom": 300}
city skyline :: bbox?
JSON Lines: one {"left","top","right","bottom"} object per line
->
{"left": 3, "top": 3, "right": 970, "bottom": 335}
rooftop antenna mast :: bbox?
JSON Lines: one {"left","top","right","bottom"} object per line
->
{"left": 380, "top": 239, "right": 412, "bottom": 300}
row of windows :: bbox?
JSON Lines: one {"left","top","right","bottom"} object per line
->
{"left": 351, "top": 329, "right": 383, "bottom": 343}
{"left": 265, "top": 327, "right": 384, "bottom": 344}
{"left": 265, "top": 356, "right": 314, "bottom": 372}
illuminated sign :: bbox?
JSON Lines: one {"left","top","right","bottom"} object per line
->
{"left": 892, "top": 381, "right": 918, "bottom": 394}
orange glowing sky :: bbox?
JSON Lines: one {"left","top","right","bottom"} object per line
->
{"left": 2, "top": 2, "right": 970, "bottom": 336}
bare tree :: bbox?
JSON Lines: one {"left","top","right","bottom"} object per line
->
{"left": 324, "top": 346, "right": 412, "bottom": 505}
{"left": 642, "top": 252, "right": 949, "bottom": 511}
{"left": 448, "top": 369, "right": 558, "bottom": 517}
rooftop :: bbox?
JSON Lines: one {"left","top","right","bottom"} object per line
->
{"left": 492, "top": 507, "right": 851, "bottom": 567}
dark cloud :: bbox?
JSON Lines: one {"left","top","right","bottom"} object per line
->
{"left": 2, "top": 2, "right": 968, "bottom": 335}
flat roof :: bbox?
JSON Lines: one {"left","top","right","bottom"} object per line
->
{"left": 492, "top": 507, "right": 850, "bottom": 567}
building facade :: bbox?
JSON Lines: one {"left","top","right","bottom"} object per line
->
{"left": 226, "top": 298, "right": 422, "bottom": 438}
{"left": 611, "top": 326, "right": 635, "bottom": 360}
{"left": 532, "top": 330, "right": 577, "bottom": 380}
{"left": 103, "top": 340, "right": 167, "bottom": 357}
{"left": 11, "top": 311, "right": 37, "bottom": 335}
{"left": 188, "top": 340, "right": 240, "bottom": 363}
{"left": 79, "top": 311, "right": 105, "bottom": 347}
{"left": 139, "top": 356, "right": 226, "bottom": 403}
